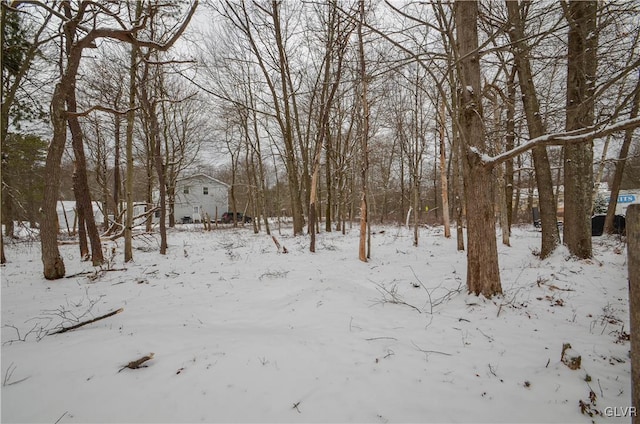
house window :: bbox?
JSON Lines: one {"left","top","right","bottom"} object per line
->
{"left": 203, "top": 187, "right": 209, "bottom": 195}
{"left": 183, "top": 186, "right": 190, "bottom": 194}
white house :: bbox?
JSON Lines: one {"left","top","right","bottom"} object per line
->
{"left": 172, "top": 174, "right": 230, "bottom": 223}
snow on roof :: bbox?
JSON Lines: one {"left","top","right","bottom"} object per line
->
{"left": 177, "top": 173, "right": 230, "bottom": 188}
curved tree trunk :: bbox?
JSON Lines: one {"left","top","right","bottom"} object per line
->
{"left": 41, "top": 82, "right": 67, "bottom": 279}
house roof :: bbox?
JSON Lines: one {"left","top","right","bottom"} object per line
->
{"left": 177, "top": 173, "right": 230, "bottom": 188}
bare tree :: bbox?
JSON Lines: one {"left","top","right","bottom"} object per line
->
{"left": 309, "top": 0, "right": 352, "bottom": 252}
{"left": 356, "top": 0, "right": 370, "bottom": 262}
{"left": 505, "top": 0, "right": 561, "bottom": 258}
{"left": 33, "top": 0, "right": 197, "bottom": 278}
{"left": 562, "top": 0, "right": 597, "bottom": 259}
{"left": 454, "top": 0, "right": 502, "bottom": 297}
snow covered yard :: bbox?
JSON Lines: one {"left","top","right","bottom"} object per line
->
{"left": 0, "top": 225, "right": 632, "bottom": 423}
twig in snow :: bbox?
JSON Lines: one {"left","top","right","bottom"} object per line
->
{"left": 365, "top": 337, "right": 398, "bottom": 341}
{"left": 405, "top": 266, "right": 463, "bottom": 314}
{"left": 496, "top": 287, "right": 523, "bottom": 317}
{"left": 597, "top": 378, "right": 604, "bottom": 398}
{"left": 65, "top": 271, "right": 92, "bottom": 278}
{"left": 54, "top": 411, "right": 69, "bottom": 424}
{"left": 292, "top": 401, "right": 301, "bottom": 413}
{"left": 3, "top": 363, "right": 30, "bottom": 387}
{"left": 3, "top": 322, "right": 48, "bottom": 344}
{"left": 371, "top": 281, "right": 422, "bottom": 313}
{"left": 488, "top": 363, "right": 498, "bottom": 377}
{"left": 411, "top": 340, "right": 452, "bottom": 361}
{"left": 477, "top": 327, "right": 495, "bottom": 343}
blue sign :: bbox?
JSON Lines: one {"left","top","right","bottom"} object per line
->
{"left": 618, "top": 194, "right": 636, "bottom": 203}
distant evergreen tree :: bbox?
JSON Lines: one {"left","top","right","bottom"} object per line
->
{"left": 3, "top": 133, "right": 47, "bottom": 228}
{"left": 1, "top": 5, "right": 46, "bottom": 129}
{"left": 592, "top": 193, "right": 608, "bottom": 215}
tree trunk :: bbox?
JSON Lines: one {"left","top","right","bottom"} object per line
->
{"left": 628, "top": 204, "right": 640, "bottom": 422}
{"left": 67, "top": 96, "right": 104, "bottom": 266}
{"left": 124, "top": 1, "right": 142, "bottom": 263}
{"left": 139, "top": 54, "right": 168, "bottom": 254}
{"left": 0, "top": 3, "right": 7, "bottom": 264}
{"left": 604, "top": 73, "right": 640, "bottom": 234}
{"left": 41, "top": 82, "right": 67, "bottom": 279}
{"left": 2, "top": 175, "right": 13, "bottom": 237}
{"left": 113, "top": 114, "right": 122, "bottom": 233}
{"left": 271, "top": 1, "right": 305, "bottom": 236}
{"left": 310, "top": 1, "right": 347, "bottom": 251}
{"left": 497, "top": 162, "right": 511, "bottom": 247}
{"left": 325, "top": 124, "right": 333, "bottom": 233}
{"left": 251, "top": 105, "right": 270, "bottom": 235}
{"left": 563, "top": 0, "right": 597, "bottom": 259}
{"left": 455, "top": 0, "right": 501, "bottom": 297}
{"left": 73, "top": 168, "right": 89, "bottom": 260}
{"left": 439, "top": 99, "right": 451, "bottom": 238}
{"left": 506, "top": 0, "right": 560, "bottom": 259}
{"left": 505, "top": 67, "right": 516, "bottom": 231}
{"left": 453, "top": 136, "right": 465, "bottom": 251}
{"left": 357, "top": 0, "right": 369, "bottom": 262}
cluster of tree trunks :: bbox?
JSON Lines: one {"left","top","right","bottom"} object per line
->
{"left": 2, "top": 1, "right": 640, "bottom": 303}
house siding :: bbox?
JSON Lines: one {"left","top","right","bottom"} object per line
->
{"left": 173, "top": 175, "right": 229, "bottom": 223}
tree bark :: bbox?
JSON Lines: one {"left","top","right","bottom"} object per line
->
{"left": 139, "top": 50, "right": 168, "bottom": 254}
{"left": 506, "top": 0, "right": 560, "bottom": 258}
{"left": 112, "top": 114, "right": 122, "bottom": 234}
{"left": 563, "top": 0, "right": 597, "bottom": 259}
{"left": 73, "top": 170, "right": 89, "bottom": 260}
{"left": 124, "top": 40, "right": 137, "bottom": 262}
{"left": 41, "top": 82, "right": 67, "bottom": 279}
{"left": 604, "top": 73, "right": 640, "bottom": 234}
{"left": 357, "top": 0, "right": 369, "bottom": 262}
{"left": 267, "top": 1, "right": 305, "bottom": 236}
{"left": 505, "top": 67, "right": 516, "bottom": 231}
{"left": 439, "top": 99, "right": 451, "bottom": 238}
{"left": 628, "top": 204, "right": 640, "bottom": 422}
{"left": 455, "top": 0, "right": 501, "bottom": 297}
{"left": 67, "top": 95, "right": 104, "bottom": 266}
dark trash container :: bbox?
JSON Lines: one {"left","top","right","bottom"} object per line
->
{"left": 591, "top": 214, "right": 626, "bottom": 236}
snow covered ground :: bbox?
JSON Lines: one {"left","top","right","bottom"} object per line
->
{"left": 0, "top": 224, "right": 632, "bottom": 423}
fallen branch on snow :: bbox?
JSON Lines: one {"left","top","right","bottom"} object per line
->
{"left": 119, "top": 353, "right": 155, "bottom": 372}
{"left": 271, "top": 235, "right": 288, "bottom": 253}
{"left": 48, "top": 307, "right": 124, "bottom": 335}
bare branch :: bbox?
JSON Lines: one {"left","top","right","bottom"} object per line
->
{"left": 486, "top": 116, "right": 640, "bottom": 167}
{"left": 67, "top": 105, "right": 139, "bottom": 118}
